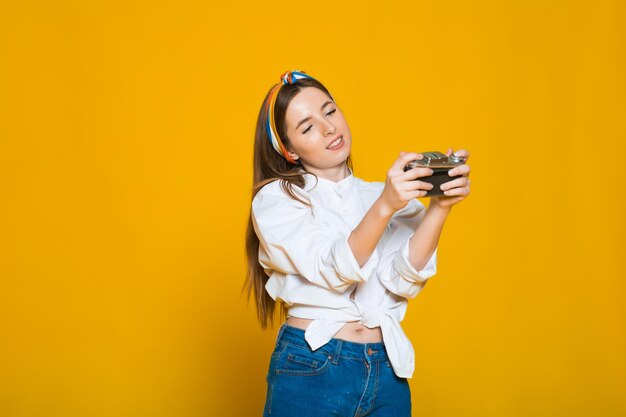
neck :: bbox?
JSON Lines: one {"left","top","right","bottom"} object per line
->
{"left": 302, "top": 163, "right": 350, "bottom": 183}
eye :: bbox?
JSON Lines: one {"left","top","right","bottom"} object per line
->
{"left": 302, "top": 109, "right": 337, "bottom": 134}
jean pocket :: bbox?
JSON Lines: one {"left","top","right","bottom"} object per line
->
{"left": 271, "top": 341, "right": 285, "bottom": 359}
{"left": 275, "top": 342, "right": 332, "bottom": 377}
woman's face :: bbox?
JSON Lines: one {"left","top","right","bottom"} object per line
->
{"left": 283, "top": 87, "right": 352, "bottom": 171}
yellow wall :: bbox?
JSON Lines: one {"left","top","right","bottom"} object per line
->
{"left": 1, "top": 1, "right": 624, "bottom": 416}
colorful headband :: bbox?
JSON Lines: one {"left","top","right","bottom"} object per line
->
{"left": 264, "top": 70, "right": 334, "bottom": 164}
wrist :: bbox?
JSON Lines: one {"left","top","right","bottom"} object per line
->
{"left": 427, "top": 199, "right": 452, "bottom": 214}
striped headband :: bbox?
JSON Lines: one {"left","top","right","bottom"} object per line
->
{"left": 265, "top": 70, "right": 334, "bottom": 164}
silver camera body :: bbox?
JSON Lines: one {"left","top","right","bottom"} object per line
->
{"left": 403, "top": 151, "right": 467, "bottom": 197}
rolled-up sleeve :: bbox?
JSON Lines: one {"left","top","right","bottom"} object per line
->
{"left": 393, "top": 234, "right": 437, "bottom": 283}
{"left": 251, "top": 185, "right": 373, "bottom": 293}
{"left": 377, "top": 199, "right": 438, "bottom": 298}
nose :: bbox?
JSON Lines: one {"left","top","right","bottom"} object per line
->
{"left": 323, "top": 119, "right": 336, "bottom": 136}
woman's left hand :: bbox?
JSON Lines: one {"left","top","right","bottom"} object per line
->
{"left": 429, "top": 147, "right": 471, "bottom": 209}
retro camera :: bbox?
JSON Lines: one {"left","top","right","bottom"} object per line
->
{"left": 403, "top": 151, "right": 467, "bottom": 197}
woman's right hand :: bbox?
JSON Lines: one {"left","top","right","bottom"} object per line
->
{"left": 379, "top": 152, "right": 434, "bottom": 214}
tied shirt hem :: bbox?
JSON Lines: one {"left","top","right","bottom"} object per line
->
{"left": 287, "top": 302, "right": 416, "bottom": 379}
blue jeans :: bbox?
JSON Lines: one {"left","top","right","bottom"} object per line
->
{"left": 263, "top": 323, "right": 411, "bottom": 417}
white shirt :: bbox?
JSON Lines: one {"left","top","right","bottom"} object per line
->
{"left": 251, "top": 167, "right": 438, "bottom": 378}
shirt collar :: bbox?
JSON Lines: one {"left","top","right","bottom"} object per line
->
{"left": 300, "top": 167, "right": 355, "bottom": 195}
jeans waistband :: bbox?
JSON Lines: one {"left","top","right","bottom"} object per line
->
{"left": 276, "top": 323, "right": 388, "bottom": 362}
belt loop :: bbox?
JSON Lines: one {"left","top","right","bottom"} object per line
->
{"left": 275, "top": 322, "right": 287, "bottom": 343}
{"left": 330, "top": 339, "right": 342, "bottom": 365}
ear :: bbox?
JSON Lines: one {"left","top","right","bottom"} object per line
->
{"left": 286, "top": 149, "right": 300, "bottom": 161}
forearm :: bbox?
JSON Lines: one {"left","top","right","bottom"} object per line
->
{"left": 408, "top": 203, "right": 451, "bottom": 271}
{"left": 348, "top": 197, "right": 394, "bottom": 267}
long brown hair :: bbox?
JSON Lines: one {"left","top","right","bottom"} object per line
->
{"left": 242, "top": 77, "right": 354, "bottom": 329}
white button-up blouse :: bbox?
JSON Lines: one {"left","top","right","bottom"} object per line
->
{"left": 251, "top": 167, "right": 438, "bottom": 378}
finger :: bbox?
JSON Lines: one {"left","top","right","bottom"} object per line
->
{"left": 440, "top": 177, "right": 469, "bottom": 191}
{"left": 406, "top": 189, "right": 429, "bottom": 199}
{"left": 398, "top": 166, "right": 434, "bottom": 180}
{"left": 452, "top": 149, "right": 470, "bottom": 161}
{"left": 448, "top": 164, "right": 471, "bottom": 177}
{"left": 445, "top": 147, "right": 453, "bottom": 157}
{"left": 437, "top": 196, "right": 465, "bottom": 206}
{"left": 442, "top": 186, "right": 470, "bottom": 197}
{"left": 390, "top": 152, "right": 423, "bottom": 174}
{"left": 401, "top": 180, "right": 434, "bottom": 192}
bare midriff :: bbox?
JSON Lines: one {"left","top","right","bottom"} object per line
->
{"left": 285, "top": 288, "right": 383, "bottom": 343}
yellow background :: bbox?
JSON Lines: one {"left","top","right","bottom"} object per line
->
{"left": 1, "top": 1, "right": 625, "bottom": 416}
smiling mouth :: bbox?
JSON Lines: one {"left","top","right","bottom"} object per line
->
{"left": 327, "top": 136, "right": 344, "bottom": 149}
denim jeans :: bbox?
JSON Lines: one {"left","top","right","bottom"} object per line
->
{"left": 263, "top": 323, "right": 411, "bottom": 417}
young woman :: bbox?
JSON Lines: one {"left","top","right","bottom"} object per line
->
{"left": 244, "top": 70, "right": 471, "bottom": 417}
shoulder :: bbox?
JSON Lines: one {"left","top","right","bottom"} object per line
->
{"left": 253, "top": 179, "right": 283, "bottom": 199}
{"left": 252, "top": 179, "right": 310, "bottom": 212}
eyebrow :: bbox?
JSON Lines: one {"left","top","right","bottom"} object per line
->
{"left": 295, "top": 100, "right": 334, "bottom": 130}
